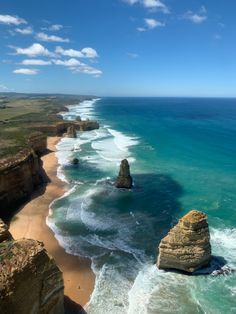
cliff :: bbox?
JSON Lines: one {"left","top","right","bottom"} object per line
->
{"left": 28, "top": 120, "right": 99, "bottom": 135}
{"left": 157, "top": 210, "right": 212, "bottom": 273}
{"left": 0, "top": 149, "right": 43, "bottom": 220}
{"left": 27, "top": 132, "right": 47, "bottom": 156}
{"left": 0, "top": 219, "right": 64, "bottom": 314}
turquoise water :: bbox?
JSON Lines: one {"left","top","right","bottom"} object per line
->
{"left": 47, "top": 97, "right": 236, "bottom": 313}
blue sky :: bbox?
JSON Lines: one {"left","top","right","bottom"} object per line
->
{"left": 0, "top": 0, "right": 236, "bottom": 97}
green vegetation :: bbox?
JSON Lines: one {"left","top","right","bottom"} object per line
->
{"left": 0, "top": 93, "right": 94, "bottom": 158}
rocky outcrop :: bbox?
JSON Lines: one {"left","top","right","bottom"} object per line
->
{"left": 78, "top": 120, "right": 99, "bottom": 131}
{"left": 116, "top": 159, "right": 133, "bottom": 189}
{"left": 0, "top": 223, "right": 64, "bottom": 314}
{"left": 0, "top": 220, "right": 13, "bottom": 242}
{"left": 66, "top": 125, "right": 77, "bottom": 138}
{"left": 70, "top": 158, "right": 79, "bottom": 165}
{"left": 157, "top": 210, "right": 211, "bottom": 273}
{"left": 0, "top": 149, "right": 43, "bottom": 219}
{"left": 27, "top": 132, "right": 47, "bottom": 156}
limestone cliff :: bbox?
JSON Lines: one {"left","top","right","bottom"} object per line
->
{"left": 116, "top": 159, "right": 133, "bottom": 189}
{"left": 0, "top": 220, "right": 64, "bottom": 314}
{"left": 157, "top": 210, "right": 211, "bottom": 273}
{"left": 0, "top": 149, "right": 43, "bottom": 219}
{"left": 27, "top": 132, "right": 47, "bottom": 156}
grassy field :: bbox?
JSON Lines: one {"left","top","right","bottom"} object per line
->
{"left": 0, "top": 93, "right": 93, "bottom": 158}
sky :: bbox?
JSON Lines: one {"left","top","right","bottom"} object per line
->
{"left": 0, "top": 0, "right": 236, "bottom": 97}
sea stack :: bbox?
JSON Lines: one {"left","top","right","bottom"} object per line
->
{"left": 66, "top": 125, "right": 77, "bottom": 138}
{"left": 116, "top": 159, "right": 133, "bottom": 189}
{"left": 157, "top": 210, "right": 211, "bottom": 273}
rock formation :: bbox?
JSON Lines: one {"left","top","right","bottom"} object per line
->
{"left": 0, "top": 219, "right": 64, "bottom": 314}
{"left": 70, "top": 158, "right": 79, "bottom": 165}
{"left": 157, "top": 210, "right": 211, "bottom": 273}
{"left": 116, "top": 159, "right": 133, "bottom": 189}
{"left": 66, "top": 125, "right": 77, "bottom": 138}
{"left": 0, "top": 149, "right": 43, "bottom": 219}
{"left": 27, "top": 132, "right": 47, "bottom": 156}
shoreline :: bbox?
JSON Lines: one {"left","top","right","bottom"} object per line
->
{"left": 9, "top": 136, "right": 95, "bottom": 307}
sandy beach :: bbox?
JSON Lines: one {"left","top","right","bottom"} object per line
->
{"left": 9, "top": 137, "right": 95, "bottom": 308}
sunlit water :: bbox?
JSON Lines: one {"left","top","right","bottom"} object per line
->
{"left": 47, "top": 97, "right": 236, "bottom": 313}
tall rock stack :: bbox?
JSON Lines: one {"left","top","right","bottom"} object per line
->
{"left": 157, "top": 210, "right": 211, "bottom": 273}
{"left": 116, "top": 159, "right": 133, "bottom": 189}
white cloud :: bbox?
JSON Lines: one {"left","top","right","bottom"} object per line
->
{"left": 55, "top": 46, "right": 98, "bottom": 58}
{"left": 15, "top": 26, "right": 33, "bottom": 35}
{"left": 123, "top": 0, "right": 169, "bottom": 13}
{"left": 53, "top": 58, "right": 81, "bottom": 67}
{"left": 0, "top": 14, "right": 27, "bottom": 25}
{"left": 81, "top": 47, "right": 98, "bottom": 58}
{"left": 13, "top": 68, "right": 39, "bottom": 75}
{"left": 137, "top": 18, "right": 165, "bottom": 31}
{"left": 13, "top": 43, "right": 53, "bottom": 57}
{"left": 49, "top": 24, "right": 63, "bottom": 31}
{"left": 36, "top": 32, "right": 70, "bottom": 43}
{"left": 183, "top": 6, "right": 207, "bottom": 24}
{"left": 0, "top": 84, "right": 10, "bottom": 91}
{"left": 53, "top": 58, "right": 102, "bottom": 77}
{"left": 21, "top": 59, "right": 51, "bottom": 65}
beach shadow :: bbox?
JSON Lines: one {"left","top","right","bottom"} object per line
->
{"left": 64, "top": 296, "right": 87, "bottom": 314}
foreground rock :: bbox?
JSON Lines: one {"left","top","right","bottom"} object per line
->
{"left": 157, "top": 210, "right": 211, "bottom": 273}
{"left": 0, "top": 219, "right": 64, "bottom": 314}
{"left": 116, "top": 159, "right": 133, "bottom": 189}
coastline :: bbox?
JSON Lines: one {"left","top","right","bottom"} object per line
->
{"left": 9, "top": 136, "right": 95, "bottom": 307}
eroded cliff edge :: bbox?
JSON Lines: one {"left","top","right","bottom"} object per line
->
{"left": 0, "top": 219, "right": 64, "bottom": 314}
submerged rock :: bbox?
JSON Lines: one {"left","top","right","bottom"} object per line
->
{"left": 66, "top": 125, "right": 77, "bottom": 138}
{"left": 116, "top": 159, "right": 133, "bottom": 189}
{"left": 70, "top": 158, "right": 79, "bottom": 165}
{"left": 157, "top": 210, "right": 212, "bottom": 273}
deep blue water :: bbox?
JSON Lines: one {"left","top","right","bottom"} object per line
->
{"left": 48, "top": 97, "right": 236, "bottom": 314}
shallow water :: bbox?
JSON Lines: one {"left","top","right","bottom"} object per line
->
{"left": 47, "top": 97, "right": 236, "bottom": 313}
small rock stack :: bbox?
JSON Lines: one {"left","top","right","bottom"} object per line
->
{"left": 157, "top": 210, "right": 211, "bottom": 273}
{"left": 66, "top": 125, "right": 77, "bottom": 138}
{"left": 116, "top": 159, "right": 133, "bottom": 189}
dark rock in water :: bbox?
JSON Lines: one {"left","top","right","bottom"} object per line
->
{"left": 0, "top": 220, "right": 13, "bottom": 242}
{"left": 116, "top": 159, "right": 133, "bottom": 189}
{"left": 66, "top": 125, "right": 77, "bottom": 138}
{"left": 71, "top": 158, "right": 79, "bottom": 165}
{"left": 76, "top": 116, "right": 81, "bottom": 121}
{"left": 157, "top": 210, "right": 212, "bottom": 273}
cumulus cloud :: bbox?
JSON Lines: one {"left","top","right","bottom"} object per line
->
{"left": 53, "top": 58, "right": 102, "bottom": 77}
{"left": 183, "top": 6, "right": 207, "bottom": 24}
{"left": 123, "top": 0, "right": 169, "bottom": 13}
{"left": 0, "top": 84, "right": 10, "bottom": 91}
{"left": 21, "top": 59, "right": 51, "bottom": 65}
{"left": 137, "top": 18, "right": 165, "bottom": 31}
{"left": 0, "top": 14, "right": 27, "bottom": 25}
{"left": 49, "top": 24, "right": 63, "bottom": 31}
{"left": 53, "top": 58, "right": 81, "bottom": 67}
{"left": 12, "top": 43, "right": 54, "bottom": 57}
{"left": 36, "top": 32, "right": 69, "bottom": 43}
{"left": 55, "top": 46, "right": 98, "bottom": 58}
{"left": 13, "top": 68, "right": 39, "bottom": 75}
{"left": 15, "top": 26, "right": 33, "bottom": 35}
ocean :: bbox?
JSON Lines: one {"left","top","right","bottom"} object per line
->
{"left": 47, "top": 97, "right": 236, "bottom": 314}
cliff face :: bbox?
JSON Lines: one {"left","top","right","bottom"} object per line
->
{"left": 27, "top": 132, "right": 47, "bottom": 156}
{"left": 0, "top": 220, "right": 64, "bottom": 314}
{"left": 157, "top": 210, "right": 211, "bottom": 273}
{"left": 0, "top": 149, "right": 43, "bottom": 219}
